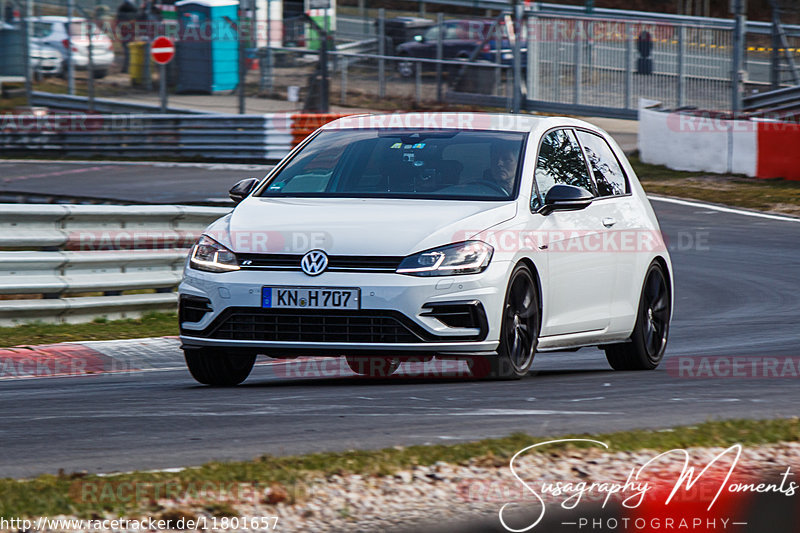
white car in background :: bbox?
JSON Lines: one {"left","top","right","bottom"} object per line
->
{"left": 179, "top": 113, "right": 673, "bottom": 386}
{"left": 30, "top": 16, "right": 114, "bottom": 78}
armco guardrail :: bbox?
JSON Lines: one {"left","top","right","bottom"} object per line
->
{"left": 0, "top": 204, "right": 230, "bottom": 326}
{"left": 743, "top": 85, "right": 800, "bottom": 118}
{"left": 0, "top": 111, "right": 352, "bottom": 161}
{"left": 30, "top": 91, "right": 210, "bottom": 115}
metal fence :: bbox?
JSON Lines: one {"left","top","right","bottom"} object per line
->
{"left": 0, "top": 203, "right": 228, "bottom": 326}
{"left": 3, "top": 1, "right": 800, "bottom": 119}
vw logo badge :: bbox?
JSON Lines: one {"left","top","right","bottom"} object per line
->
{"left": 300, "top": 250, "right": 328, "bottom": 276}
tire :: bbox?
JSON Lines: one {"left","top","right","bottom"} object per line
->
{"left": 396, "top": 54, "right": 414, "bottom": 78}
{"left": 346, "top": 356, "right": 401, "bottom": 377}
{"left": 470, "top": 264, "right": 540, "bottom": 380}
{"left": 604, "top": 262, "right": 670, "bottom": 370}
{"left": 184, "top": 348, "right": 256, "bottom": 386}
{"left": 92, "top": 69, "right": 108, "bottom": 79}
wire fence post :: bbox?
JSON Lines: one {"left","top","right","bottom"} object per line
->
{"left": 495, "top": 23, "right": 502, "bottom": 98}
{"left": 238, "top": 20, "right": 245, "bottom": 114}
{"left": 624, "top": 23, "right": 633, "bottom": 110}
{"left": 511, "top": 3, "right": 523, "bottom": 113}
{"left": 67, "top": 0, "right": 75, "bottom": 95}
{"left": 526, "top": 11, "right": 538, "bottom": 102}
{"left": 341, "top": 56, "right": 347, "bottom": 105}
{"left": 730, "top": 0, "right": 746, "bottom": 114}
{"left": 144, "top": 39, "right": 152, "bottom": 92}
{"left": 677, "top": 25, "right": 686, "bottom": 107}
{"left": 87, "top": 21, "right": 95, "bottom": 112}
{"left": 436, "top": 12, "right": 443, "bottom": 103}
{"left": 573, "top": 19, "right": 582, "bottom": 106}
{"left": 378, "top": 8, "right": 385, "bottom": 99}
{"left": 415, "top": 57, "right": 422, "bottom": 106}
{"left": 22, "top": 0, "right": 32, "bottom": 107}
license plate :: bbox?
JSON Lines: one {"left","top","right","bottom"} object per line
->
{"left": 262, "top": 286, "right": 360, "bottom": 310}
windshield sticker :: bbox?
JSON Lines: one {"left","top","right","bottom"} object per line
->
{"left": 412, "top": 143, "right": 426, "bottom": 149}
{"left": 390, "top": 142, "right": 402, "bottom": 149}
{"left": 268, "top": 182, "right": 285, "bottom": 191}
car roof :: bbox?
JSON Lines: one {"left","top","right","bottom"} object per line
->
{"left": 321, "top": 113, "right": 601, "bottom": 135}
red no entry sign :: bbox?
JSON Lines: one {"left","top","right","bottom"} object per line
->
{"left": 151, "top": 36, "right": 175, "bottom": 65}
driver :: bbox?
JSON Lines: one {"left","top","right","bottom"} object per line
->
{"left": 481, "top": 143, "right": 518, "bottom": 195}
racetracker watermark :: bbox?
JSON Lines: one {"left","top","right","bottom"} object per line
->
{"left": 0, "top": 112, "right": 293, "bottom": 133}
{"left": 451, "top": 230, "right": 709, "bottom": 253}
{"left": 273, "top": 357, "right": 472, "bottom": 379}
{"left": 69, "top": 480, "right": 291, "bottom": 506}
{"left": 666, "top": 356, "right": 800, "bottom": 378}
{"left": 664, "top": 110, "right": 800, "bottom": 133}
{"left": 67, "top": 230, "right": 331, "bottom": 253}
{"left": 325, "top": 112, "right": 532, "bottom": 131}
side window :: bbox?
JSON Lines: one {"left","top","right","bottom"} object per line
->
{"left": 531, "top": 129, "right": 593, "bottom": 211}
{"left": 423, "top": 26, "right": 439, "bottom": 42}
{"left": 576, "top": 131, "right": 629, "bottom": 197}
{"left": 443, "top": 23, "right": 462, "bottom": 40}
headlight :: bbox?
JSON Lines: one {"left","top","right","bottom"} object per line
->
{"left": 189, "top": 235, "right": 239, "bottom": 273}
{"left": 396, "top": 241, "right": 493, "bottom": 276}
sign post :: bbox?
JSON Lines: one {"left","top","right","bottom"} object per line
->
{"left": 151, "top": 36, "right": 176, "bottom": 114}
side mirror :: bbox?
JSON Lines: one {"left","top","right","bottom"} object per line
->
{"left": 229, "top": 177, "right": 260, "bottom": 205}
{"left": 538, "top": 184, "right": 593, "bottom": 215}
{"left": 414, "top": 34, "right": 424, "bottom": 42}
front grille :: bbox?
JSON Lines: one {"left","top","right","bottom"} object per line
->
{"left": 237, "top": 254, "right": 403, "bottom": 272}
{"left": 203, "top": 309, "right": 424, "bottom": 343}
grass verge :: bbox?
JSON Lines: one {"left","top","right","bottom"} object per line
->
{"left": 0, "top": 312, "right": 178, "bottom": 348}
{"left": 0, "top": 417, "right": 798, "bottom": 518}
{"left": 631, "top": 155, "right": 800, "bottom": 216}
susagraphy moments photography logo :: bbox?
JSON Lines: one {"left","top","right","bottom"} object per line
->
{"left": 494, "top": 439, "right": 797, "bottom": 532}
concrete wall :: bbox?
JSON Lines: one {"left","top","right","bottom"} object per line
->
{"left": 638, "top": 100, "right": 800, "bottom": 181}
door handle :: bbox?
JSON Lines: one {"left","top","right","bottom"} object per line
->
{"left": 602, "top": 217, "right": 617, "bottom": 228}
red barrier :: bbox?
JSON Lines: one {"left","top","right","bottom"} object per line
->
{"left": 756, "top": 121, "right": 800, "bottom": 180}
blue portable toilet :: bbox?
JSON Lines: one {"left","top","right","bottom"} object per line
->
{"left": 175, "top": 0, "right": 239, "bottom": 93}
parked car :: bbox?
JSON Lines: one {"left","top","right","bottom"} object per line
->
{"left": 395, "top": 18, "right": 526, "bottom": 77}
{"left": 179, "top": 113, "right": 674, "bottom": 386}
{"left": 29, "top": 41, "right": 63, "bottom": 77}
{"left": 29, "top": 16, "right": 114, "bottom": 78}
{"left": 381, "top": 16, "right": 435, "bottom": 51}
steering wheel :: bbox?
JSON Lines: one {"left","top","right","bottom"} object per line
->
{"left": 476, "top": 179, "right": 509, "bottom": 196}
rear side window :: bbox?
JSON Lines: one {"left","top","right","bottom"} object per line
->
{"left": 32, "top": 22, "right": 54, "bottom": 38}
{"left": 532, "top": 129, "right": 593, "bottom": 211}
{"left": 576, "top": 131, "right": 629, "bottom": 197}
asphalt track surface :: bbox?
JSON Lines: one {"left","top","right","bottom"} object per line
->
{"left": 0, "top": 161, "right": 272, "bottom": 204}
{"left": 1, "top": 163, "right": 799, "bottom": 478}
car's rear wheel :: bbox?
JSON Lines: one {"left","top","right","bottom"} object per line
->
{"left": 184, "top": 348, "right": 256, "bottom": 386}
{"left": 470, "top": 264, "right": 539, "bottom": 380}
{"left": 604, "top": 262, "right": 670, "bottom": 370}
{"left": 346, "top": 356, "right": 401, "bottom": 377}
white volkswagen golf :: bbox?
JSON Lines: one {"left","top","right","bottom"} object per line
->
{"left": 179, "top": 113, "right": 672, "bottom": 385}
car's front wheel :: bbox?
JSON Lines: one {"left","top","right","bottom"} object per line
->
{"left": 184, "top": 349, "right": 256, "bottom": 386}
{"left": 470, "top": 264, "right": 540, "bottom": 380}
{"left": 396, "top": 53, "right": 414, "bottom": 78}
{"left": 346, "top": 356, "right": 401, "bottom": 377}
{"left": 604, "top": 262, "right": 670, "bottom": 370}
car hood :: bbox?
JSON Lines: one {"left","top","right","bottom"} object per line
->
{"left": 210, "top": 197, "right": 517, "bottom": 256}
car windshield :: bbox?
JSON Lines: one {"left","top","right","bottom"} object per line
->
{"left": 257, "top": 129, "right": 526, "bottom": 201}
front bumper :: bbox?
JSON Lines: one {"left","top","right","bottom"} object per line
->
{"left": 178, "top": 260, "right": 511, "bottom": 355}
